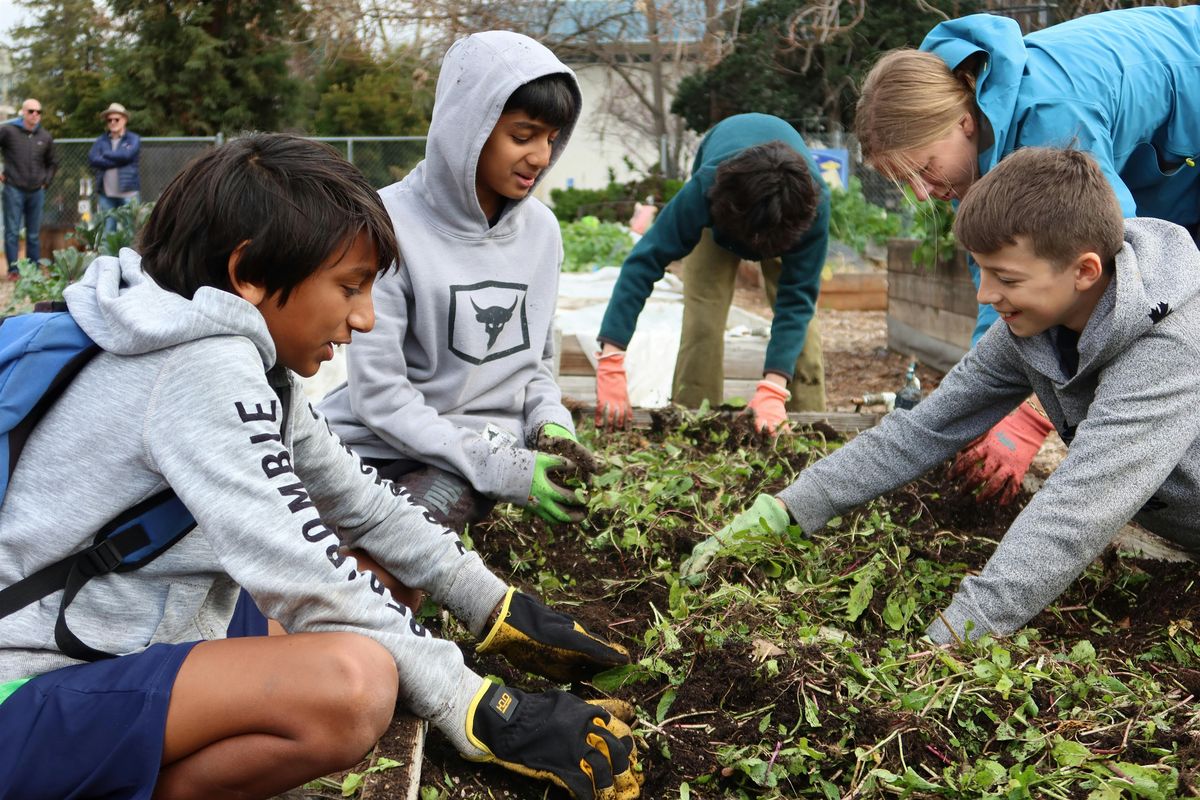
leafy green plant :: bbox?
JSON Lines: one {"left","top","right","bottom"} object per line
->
{"left": 560, "top": 216, "right": 634, "bottom": 272}
{"left": 550, "top": 168, "right": 683, "bottom": 223}
{"left": 6, "top": 200, "right": 154, "bottom": 312}
{"left": 828, "top": 176, "right": 903, "bottom": 256}
{"left": 904, "top": 189, "right": 958, "bottom": 269}
{"left": 422, "top": 407, "right": 1200, "bottom": 800}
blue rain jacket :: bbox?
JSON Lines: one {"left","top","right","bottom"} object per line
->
{"left": 921, "top": 7, "right": 1200, "bottom": 344}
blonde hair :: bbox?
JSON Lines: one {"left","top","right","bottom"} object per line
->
{"left": 855, "top": 49, "right": 979, "bottom": 182}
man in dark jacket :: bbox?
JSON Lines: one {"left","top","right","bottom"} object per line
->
{"left": 88, "top": 102, "right": 141, "bottom": 234}
{"left": 0, "top": 98, "right": 57, "bottom": 278}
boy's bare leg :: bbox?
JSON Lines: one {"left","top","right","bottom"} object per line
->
{"left": 343, "top": 546, "right": 425, "bottom": 612}
{"left": 154, "top": 632, "right": 398, "bottom": 800}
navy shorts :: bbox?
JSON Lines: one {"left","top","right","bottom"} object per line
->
{"left": 0, "top": 640, "right": 198, "bottom": 800}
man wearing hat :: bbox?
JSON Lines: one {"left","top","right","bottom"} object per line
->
{"left": 88, "top": 103, "right": 141, "bottom": 233}
{"left": 0, "top": 98, "right": 57, "bottom": 278}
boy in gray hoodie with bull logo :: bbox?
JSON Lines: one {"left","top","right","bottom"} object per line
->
{"left": 685, "top": 147, "right": 1200, "bottom": 645}
{"left": 320, "top": 31, "right": 595, "bottom": 531}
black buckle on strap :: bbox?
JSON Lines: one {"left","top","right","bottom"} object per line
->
{"left": 80, "top": 539, "right": 124, "bottom": 577}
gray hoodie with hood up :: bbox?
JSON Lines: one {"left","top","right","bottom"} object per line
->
{"left": 0, "top": 251, "right": 505, "bottom": 752}
{"left": 319, "top": 32, "right": 581, "bottom": 504}
{"left": 778, "top": 218, "right": 1200, "bottom": 642}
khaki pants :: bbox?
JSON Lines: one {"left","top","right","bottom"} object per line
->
{"left": 672, "top": 229, "right": 826, "bottom": 412}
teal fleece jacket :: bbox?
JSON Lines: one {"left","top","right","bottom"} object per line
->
{"left": 597, "top": 113, "right": 830, "bottom": 378}
{"left": 921, "top": 6, "right": 1200, "bottom": 344}
{"left": 778, "top": 219, "right": 1200, "bottom": 643}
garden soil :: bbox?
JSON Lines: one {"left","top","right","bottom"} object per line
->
{"left": 403, "top": 414, "right": 1197, "bottom": 798}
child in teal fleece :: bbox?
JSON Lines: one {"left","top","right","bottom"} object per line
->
{"left": 594, "top": 113, "right": 830, "bottom": 434}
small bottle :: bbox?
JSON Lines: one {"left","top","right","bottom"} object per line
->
{"left": 894, "top": 361, "right": 922, "bottom": 410}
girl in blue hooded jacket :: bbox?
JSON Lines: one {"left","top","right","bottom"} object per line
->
{"left": 854, "top": 5, "right": 1200, "bottom": 504}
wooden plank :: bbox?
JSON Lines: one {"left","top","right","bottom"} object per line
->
{"left": 557, "top": 333, "right": 769, "bottom": 380}
{"left": 887, "top": 297, "right": 974, "bottom": 349}
{"left": 886, "top": 316, "right": 968, "bottom": 373}
{"left": 817, "top": 272, "right": 888, "bottom": 311}
{"left": 887, "top": 271, "right": 977, "bottom": 317}
{"left": 558, "top": 374, "right": 762, "bottom": 403}
{"left": 360, "top": 713, "right": 425, "bottom": 800}
{"left": 557, "top": 378, "right": 882, "bottom": 434}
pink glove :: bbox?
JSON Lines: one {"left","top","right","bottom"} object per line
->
{"left": 595, "top": 350, "right": 632, "bottom": 430}
{"left": 951, "top": 401, "right": 1054, "bottom": 505}
{"left": 629, "top": 202, "right": 657, "bottom": 235}
{"left": 746, "top": 380, "right": 791, "bottom": 433}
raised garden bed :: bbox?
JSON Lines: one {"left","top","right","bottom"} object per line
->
{"left": 323, "top": 409, "right": 1200, "bottom": 800}
{"left": 886, "top": 239, "right": 975, "bottom": 373}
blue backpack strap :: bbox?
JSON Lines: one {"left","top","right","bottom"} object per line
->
{"left": 52, "top": 490, "right": 197, "bottom": 662}
{"left": 1, "top": 312, "right": 99, "bottom": 502}
{"left": 0, "top": 489, "right": 196, "bottom": 661}
{"left": 0, "top": 310, "right": 199, "bottom": 662}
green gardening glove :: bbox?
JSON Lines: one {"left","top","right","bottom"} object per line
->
{"left": 477, "top": 587, "right": 631, "bottom": 682}
{"left": 679, "top": 494, "right": 791, "bottom": 584}
{"left": 536, "top": 422, "right": 601, "bottom": 475}
{"left": 529, "top": 452, "right": 587, "bottom": 524}
{"left": 464, "top": 681, "right": 644, "bottom": 800}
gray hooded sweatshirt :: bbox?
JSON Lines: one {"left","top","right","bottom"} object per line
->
{"left": 778, "top": 218, "right": 1200, "bottom": 643}
{"left": 319, "top": 32, "right": 581, "bottom": 504}
{"left": 0, "top": 252, "right": 505, "bottom": 753}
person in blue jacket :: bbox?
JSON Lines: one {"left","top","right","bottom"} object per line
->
{"left": 88, "top": 102, "right": 141, "bottom": 233}
{"left": 595, "top": 113, "right": 829, "bottom": 434}
{"left": 854, "top": 5, "right": 1200, "bottom": 504}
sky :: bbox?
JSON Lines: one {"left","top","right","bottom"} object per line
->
{"left": 0, "top": 1, "right": 24, "bottom": 41}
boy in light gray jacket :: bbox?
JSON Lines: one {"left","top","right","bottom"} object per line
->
{"left": 686, "top": 147, "right": 1200, "bottom": 644}
{"left": 0, "top": 135, "right": 638, "bottom": 800}
{"left": 320, "top": 32, "right": 593, "bottom": 529}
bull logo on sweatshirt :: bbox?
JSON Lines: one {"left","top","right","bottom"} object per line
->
{"left": 472, "top": 296, "right": 519, "bottom": 348}
{"left": 448, "top": 281, "right": 530, "bottom": 364}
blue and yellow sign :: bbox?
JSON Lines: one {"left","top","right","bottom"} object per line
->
{"left": 811, "top": 148, "right": 849, "bottom": 191}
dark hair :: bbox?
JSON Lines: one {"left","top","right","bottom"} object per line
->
{"left": 708, "top": 140, "right": 820, "bottom": 258}
{"left": 954, "top": 147, "right": 1124, "bottom": 271}
{"left": 138, "top": 133, "right": 398, "bottom": 303}
{"left": 502, "top": 73, "right": 578, "bottom": 128}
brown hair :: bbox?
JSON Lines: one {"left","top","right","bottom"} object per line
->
{"left": 708, "top": 140, "right": 819, "bottom": 258}
{"left": 139, "top": 134, "right": 398, "bottom": 303}
{"left": 855, "top": 49, "right": 980, "bottom": 183}
{"left": 954, "top": 147, "right": 1124, "bottom": 269}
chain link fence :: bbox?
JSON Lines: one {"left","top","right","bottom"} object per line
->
{"left": 41, "top": 135, "right": 428, "bottom": 235}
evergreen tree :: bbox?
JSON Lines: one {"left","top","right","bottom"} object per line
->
{"left": 107, "top": 0, "right": 305, "bottom": 136}
{"left": 12, "top": 0, "right": 116, "bottom": 136}
{"left": 672, "top": 0, "right": 981, "bottom": 134}
{"left": 311, "top": 42, "right": 435, "bottom": 136}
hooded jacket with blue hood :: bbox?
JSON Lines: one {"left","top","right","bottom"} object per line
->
{"left": 777, "top": 218, "right": 1200, "bottom": 642}
{"left": 920, "top": 6, "right": 1200, "bottom": 343}
{"left": 0, "top": 251, "right": 508, "bottom": 753}
{"left": 320, "top": 32, "right": 581, "bottom": 505}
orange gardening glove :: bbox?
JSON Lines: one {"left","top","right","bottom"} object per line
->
{"left": 595, "top": 350, "right": 632, "bottom": 430}
{"left": 745, "top": 380, "right": 791, "bottom": 434}
{"left": 950, "top": 401, "right": 1054, "bottom": 506}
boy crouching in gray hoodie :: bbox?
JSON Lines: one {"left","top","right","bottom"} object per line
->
{"left": 0, "top": 134, "right": 639, "bottom": 800}
{"left": 688, "top": 147, "right": 1200, "bottom": 644}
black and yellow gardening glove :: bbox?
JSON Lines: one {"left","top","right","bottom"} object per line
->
{"left": 478, "top": 587, "right": 630, "bottom": 682}
{"left": 464, "top": 681, "right": 643, "bottom": 800}
{"left": 528, "top": 451, "right": 587, "bottom": 524}
{"left": 679, "top": 493, "right": 791, "bottom": 585}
